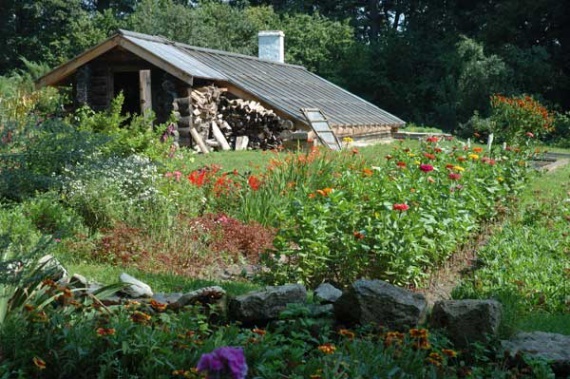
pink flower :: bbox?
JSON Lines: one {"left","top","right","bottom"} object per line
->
{"left": 392, "top": 203, "right": 410, "bottom": 211}
{"left": 526, "top": 132, "right": 534, "bottom": 138}
{"left": 419, "top": 164, "right": 434, "bottom": 172}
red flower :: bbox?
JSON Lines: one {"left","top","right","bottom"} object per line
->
{"left": 396, "top": 161, "right": 407, "bottom": 168}
{"left": 448, "top": 173, "right": 461, "bottom": 181}
{"left": 353, "top": 231, "right": 365, "bottom": 240}
{"left": 392, "top": 203, "right": 409, "bottom": 211}
{"left": 248, "top": 175, "right": 261, "bottom": 191}
{"left": 188, "top": 170, "right": 207, "bottom": 187}
{"left": 423, "top": 153, "right": 436, "bottom": 160}
{"left": 426, "top": 136, "right": 439, "bottom": 143}
{"left": 419, "top": 164, "right": 434, "bottom": 172}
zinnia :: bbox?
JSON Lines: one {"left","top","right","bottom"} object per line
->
{"left": 419, "top": 164, "right": 434, "bottom": 172}
{"left": 448, "top": 173, "right": 461, "bottom": 181}
{"left": 392, "top": 203, "right": 409, "bottom": 211}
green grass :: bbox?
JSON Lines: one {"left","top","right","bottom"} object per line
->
{"left": 62, "top": 262, "right": 260, "bottom": 296}
{"left": 453, "top": 159, "right": 570, "bottom": 336}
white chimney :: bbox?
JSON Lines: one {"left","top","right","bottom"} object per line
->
{"left": 258, "top": 31, "right": 285, "bottom": 64}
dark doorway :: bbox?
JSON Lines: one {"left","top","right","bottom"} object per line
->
{"left": 113, "top": 71, "right": 140, "bottom": 115}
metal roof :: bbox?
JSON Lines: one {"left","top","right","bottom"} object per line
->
{"left": 119, "top": 30, "right": 404, "bottom": 128}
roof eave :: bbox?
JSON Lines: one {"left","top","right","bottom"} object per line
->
{"left": 35, "top": 35, "right": 121, "bottom": 89}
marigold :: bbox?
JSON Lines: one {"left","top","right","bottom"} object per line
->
{"left": 317, "top": 343, "right": 336, "bottom": 354}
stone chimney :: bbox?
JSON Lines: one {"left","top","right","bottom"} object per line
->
{"left": 258, "top": 31, "right": 285, "bottom": 64}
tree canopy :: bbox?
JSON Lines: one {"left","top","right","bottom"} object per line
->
{"left": 1, "top": 0, "right": 568, "bottom": 132}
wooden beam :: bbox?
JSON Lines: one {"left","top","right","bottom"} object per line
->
{"left": 139, "top": 70, "right": 152, "bottom": 115}
{"left": 36, "top": 36, "right": 120, "bottom": 89}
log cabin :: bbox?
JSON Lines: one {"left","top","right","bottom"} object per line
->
{"left": 36, "top": 29, "right": 405, "bottom": 150}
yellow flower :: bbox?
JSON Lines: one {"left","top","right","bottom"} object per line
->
{"left": 343, "top": 137, "right": 354, "bottom": 143}
{"left": 497, "top": 176, "right": 504, "bottom": 182}
{"left": 318, "top": 343, "right": 336, "bottom": 354}
{"left": 453, "top": 165, "right": 465, "bottom": 172}
{"left": 131, "top": 311, "right": 152, "bottom": 325}
{"left": 468, "top": 154, "right": 479, "bottom": 160}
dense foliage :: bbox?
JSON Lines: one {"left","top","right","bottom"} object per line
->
{"left": 1, "top": 0, "right": 569, "bottom": 132}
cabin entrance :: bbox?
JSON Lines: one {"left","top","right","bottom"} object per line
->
{"left": 113, "top": 71, "right": 140, "bottom": 116}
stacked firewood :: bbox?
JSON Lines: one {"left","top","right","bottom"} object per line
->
{"left": 189, "top": 85, "right": 293, "bottom": 151}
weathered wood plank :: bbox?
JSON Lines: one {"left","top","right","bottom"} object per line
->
{"left": 139, "top": 69, "right": 152, "bottom": 115}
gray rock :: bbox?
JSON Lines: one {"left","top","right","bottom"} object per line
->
{"left": 229, "top": 284, "right": 307, "bottom": 324}
{"left": 502, "top": 332, "right": 570, "bottom": 377}
{"left": 314, "top": 283, "right": 342, "bottom": 304}
{"left": 152, "top": 292, "right": 183, "bottom": 304}
{"left": 430, "top": 299, "right": 502, "bottom": 348}
{"left": 334, "top": 279, "right": 427, "bottom": 330}
{"left": 119, "top": 273, "right": 153, "bottom": 298}
{"left": 37, "top": 255, "right": 68, "bottom": 282}
{"left": 175, "top": 286, "right": 227, "bottom": 315}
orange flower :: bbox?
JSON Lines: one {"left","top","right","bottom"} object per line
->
{"left": 338, "top": 329, "right": 355, "bottom": 340}
{"left": 318, "top": 343, "right": 336, "bottom": 354}
{"left": 252, "top": 328, "right": 266, "bottom": 336}
{"left": 316, "top": 188, "right": 333, "bottom": 197}
{"left": 472, "top": 147, "right": 483, "bottom": 153}
{"left": 96, "top": 327, "right": 116, "bottom": 337}
{"left": 248, "top": 175, "right": 262, "bottom": 191}
{"left": 384, "top": 331, "right": 405, "bottom": 347}
{"left": 150, "top": 299, "right": 168, "bottom": 312}
{"left": 362, "top": 168, "right": 374, "bottom": 177}
{"left": 131, "top": 311, "right": 152, "bottom": 325}
{"left": 33, "top": 356, "right": 46, "bottom": 370}
{"left": 409, "top": 328, "right": 428, "bottom": 338}
{"left": 442, "top": 348, "right": 458, "bottom": 358}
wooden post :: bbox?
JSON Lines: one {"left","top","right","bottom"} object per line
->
{"left": 211, "top": 121, "right": 231, "bottom": 150}
{"left": 139, "top": 70, "right": 152, "bottom": 115}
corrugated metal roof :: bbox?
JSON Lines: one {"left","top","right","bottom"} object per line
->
{"left": 122, "top": 30, "right": 405, "bottom": 128}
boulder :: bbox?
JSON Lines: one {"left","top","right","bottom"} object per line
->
{"left": 119, "top": 273, "right": 153, "bottom": 298}
{"left": 334, "top": 279, "right": 427, "bottom": 330}
{"left": 229, "top": 284, "right": 307, "bottom": 324}
{"left": 37, "top": 255, "right": 68, "bottom": 282}
{"left": 501, "top": 332, "right": 570, "bottom": 377}
{"left": 314, "top": 283, "right": 342, "bottom": 304}
{"left": 430, "top": 299, "right": 502, "bottom": 348}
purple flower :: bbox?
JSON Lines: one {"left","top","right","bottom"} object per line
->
{"left": 197, "top": 346, "right": 248, "bottom": 379}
